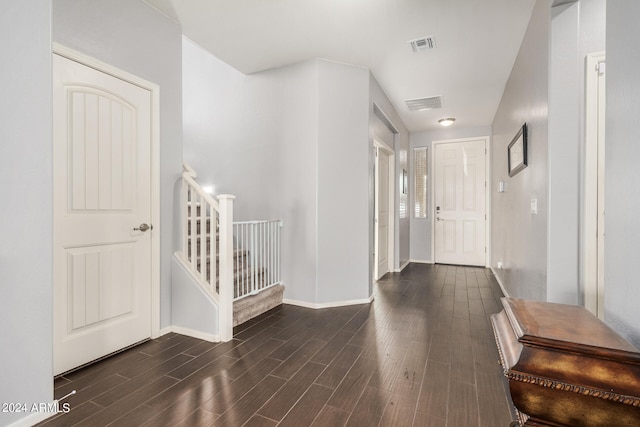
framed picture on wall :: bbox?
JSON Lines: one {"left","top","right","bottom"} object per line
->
{"left": 508, "top": 123, "right": 528, "bottom": 177}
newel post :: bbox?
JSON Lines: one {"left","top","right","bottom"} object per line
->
{"left": 217, "top": 194, "right": 235, "bottom": 342}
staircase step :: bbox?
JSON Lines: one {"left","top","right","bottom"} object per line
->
{"left": 233, "top": 284, "right": 284, "bottom": 327}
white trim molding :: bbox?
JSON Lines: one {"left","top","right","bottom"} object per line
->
{"left": 284, "top": 295, "right": 374, "bottom": 310}
{"left": 160, "top": 326, "right": 219, "bottom": 343}
{"left": 490, "top": 267, "right": 510, "bottom": 298}
{"left": 394, "top": 260, "right": 411, "bottom": 272}
{"left": 7, "top": 412, "right": 55, "bottom": 427}
{"left": 409, "top": 259, "right": 434, "bottom": 264}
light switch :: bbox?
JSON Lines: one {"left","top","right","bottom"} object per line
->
{"left": 530, "top": 198, "right": 538, "bottom": 214}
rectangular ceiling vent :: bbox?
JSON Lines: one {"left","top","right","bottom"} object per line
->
{"left": 409, "top": 36, "right": 436, "bottom": 53}
{"left": 405, "top": 95, "right": 443, "bottom": 111}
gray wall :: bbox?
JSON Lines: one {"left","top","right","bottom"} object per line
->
{"left": 0, "top": 2, "right": 53, "bottom": 425}
{"left": 277, "top": 60, "right": 321, "bottom": 303}
{"left": 317, "top": 61, "right": 370, "bottom": 303}
{"left": 182, "top": 38, "right": 283, "bottom": 221}
{"left": 409, "top": 126, "right": 491, "bottom": 263}
{"left": 604, "top": 0, "right": 640, "bottom": 346}
{"left": 491, "top": 0, "right": 551, "bottom": 301}
{"left": 491, "top": 0, "right": 606, "bottom": 305}
{"left": 53, "top": 0, "right": 183, "bottom": 329}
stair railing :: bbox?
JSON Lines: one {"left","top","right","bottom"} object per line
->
{"left": 181, "top": 163, "right": 234, "bottom": 341}
{"left": 233, "top": 220, "right": 283, "bottom": 300}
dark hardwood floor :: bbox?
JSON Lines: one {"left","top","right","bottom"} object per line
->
{"left": 39, "top": 263, "right": 516, "bottom": 426}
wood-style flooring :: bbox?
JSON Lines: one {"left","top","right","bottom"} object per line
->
{"left": 40, "top": 263, "right": 516, "bottom": 426}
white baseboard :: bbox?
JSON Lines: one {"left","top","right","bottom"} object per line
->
{"left": 283, "top": 294, "right": 374, "bottom": 309}
{"left": 490, "top": 267, "right": 510, "bottom": 298}
{"left": 410, "top": 258, "right": 434, "bottom": 264}
{"left": 7, "top": 409, "right": 57, "bottom": 427}
{"left": 394, "top": 260, "right": 411, "bottom": 272}
{"left": 160, "top": 325, "right": 219, "bottom": 343}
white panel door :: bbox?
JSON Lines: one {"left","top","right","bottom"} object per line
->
{"left": 434, "top": 139, "right": 486, "bottom": 266}
{"left": 53, "top": 54, "right": 152, "bottom": 375}
{"left": 376, "top": 148, "right": 390, "bottom": 279}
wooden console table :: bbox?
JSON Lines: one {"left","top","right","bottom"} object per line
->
{"left": 490, "top": 298, "right": 640, "bottom": 426}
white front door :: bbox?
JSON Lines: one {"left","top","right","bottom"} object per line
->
{"left": 434, "top": 139, "right": 487, "bottom": 266}
{"left": 376, "top": 148, "right": 390, "bottom": 279}
{"left": 53, "top": 54, "right": 153, "bottom": 375}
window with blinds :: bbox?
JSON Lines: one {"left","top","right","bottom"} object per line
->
{"left": 414, "top": 147, "right": 428, "bottom": 218}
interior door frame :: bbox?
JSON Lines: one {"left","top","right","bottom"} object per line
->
{"left": 52, "top": 43, "right": 161, "bottom": 339}
{"left": 584, "top": 51, "right": 606, "bottom": 319}
{"left": 430, "top": 136, "right": 491, "bottom": 267}
{"left": 373, "top": 138, "right": 395, "bottom": 280}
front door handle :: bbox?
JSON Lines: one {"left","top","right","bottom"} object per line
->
{"left": 133, "top": 223, "right": 151, "bottom": 232}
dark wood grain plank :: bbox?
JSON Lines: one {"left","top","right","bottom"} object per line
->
{"left": 309, "top": 405, "right": 350, "bottom": 427}
{"left": 314, "top": 344, "right": 362, "bottom": 389}
{"left": 416, "top": 360, "right": 449, "bottom": 419}
{"left": 326, "top": 356, "right": 376, "bottom": 413}
{"left": 270, "top": 338, "right": 326, "bottom": 380}
{"left": 344, "top": 385, "right": 390, "bottom": 427}
{"left": 78, "top": 375, "right": 178, "bottom": 426}
{"left": 210, "top": 375, "right": 285, "bottom": 427}
{"left": 257, "top": 361, "right": 325, "bottom": 421}
{"left": 202, "top": 356, "right": 281, "bottom": 415}
{"left": 91, "top": 353, "right": 193, "bottom": 407}
{"left": 413, "top": 410, "right": 447, "bottom": 427}
{"left": 378, "top": 380, "right": 421, "bottom": 427}
{"left": 277, "top": 384, "right": 333, "bottom": 427}
{"left": 311, "top": 331, "right": 354, "bottom": 365}
{"left": 243, "top": 414, "right": 277, "bottom": 427}
{"left": 447, "top": 380, "right": 479, "bottom": 427}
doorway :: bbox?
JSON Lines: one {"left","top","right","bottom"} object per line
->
{"left": 432, "top": 137, "right": 488, "bottom": 266}
{"left": 584, "top": 52, "right": 606, "bottom": 319}
{"left": 374, "top": 140, "right": 395, "bottom": 280}
{"left": 52, "top": 46, "right": 160, "bottom": 375}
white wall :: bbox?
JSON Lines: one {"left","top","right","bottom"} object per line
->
{"left": 53, "top": 0, "right": 183, "bottom": 329}
{"left": 409, "top": 126, "right": 491, "bottom": 263}
{"left": 0, "top": 2, "right": 53, "bottom": 425}
{"left": 491, "top": 0, "right": 551, "bottom": 301}
{"left": 604, "top": 0, "right": 640, "bottom": 346}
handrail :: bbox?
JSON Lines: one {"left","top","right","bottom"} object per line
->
{"left": 182, "top": 162, "right": 197, "bottom": 178}
{"left": 182, "top": 172, "right": 220, "bottom": 210}
{"left": 178, "top": 163, "right": 282, "bottom": 340}
{"left": 180, "top": 166, "right": 234, "bottom": 341}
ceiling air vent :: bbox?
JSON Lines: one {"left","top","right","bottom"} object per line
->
{"left": 405, "top": 96, "right": 443, "bottom": 111}
{"left": 409, "top": 36, "right": 436, "bottom": 53}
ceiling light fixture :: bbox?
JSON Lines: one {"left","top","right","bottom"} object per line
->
{"left": 438, "top": 118, "right": 456, "bottom": 127}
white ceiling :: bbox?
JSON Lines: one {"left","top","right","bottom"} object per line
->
{"left": 145, "top": 0, "right": 536, "bottom": 132}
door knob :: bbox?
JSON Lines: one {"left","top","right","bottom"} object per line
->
{"left": 133, "top": 223, "right": 151, "bottom": 232}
